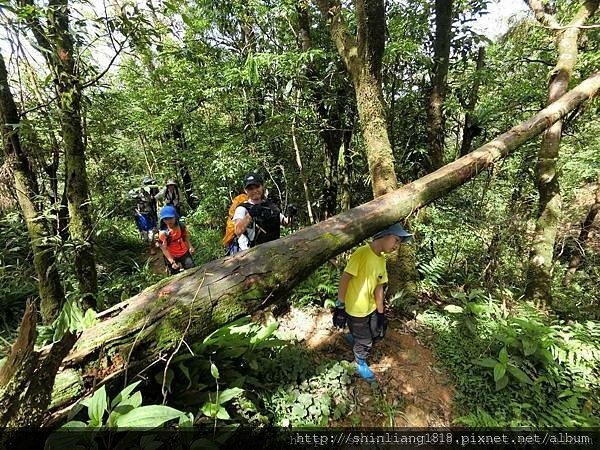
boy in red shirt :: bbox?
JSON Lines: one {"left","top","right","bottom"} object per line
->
{"left": 157, "top": 205, "right": 195, "bottom": 275}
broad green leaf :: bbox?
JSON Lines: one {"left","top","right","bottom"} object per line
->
{"left": 60, "top": 420, "right": 88, "bottom": 428}
{"left": 507, "top": 365, "right": 533, "bottom": 384}
{"left": 473, "top": 358, "right": 498, "bottom": 368}
{"left": 493, "top": 363, "right": 506, "bottom": 382}
{"left": 495, "top": 374, "right": 509, "bottom": 391}
{"left": 291, "top": 403, "right": 307, "bottom": 418}
{"left": 522, "top": 338, "right": 537, "bottom": 356}
{"left": 115, "top": 405, "right": 183, "bottom": 428}
{"left": 217, "top": 387, "right": 243, "bottom": 405}
{"left": 250, "top": 322, "right": 278, "bottom": 344}
{"left": 216, "top": 406, "right": 230, "bottom": 420}
{"left": 498, "top": 347, "right": 509, "bottom": 364}
{"left": 89, "top": 385, "right": 108, "bottom": 425}
{"left": 111, "top": 381, "right": 142, "bottom": 408}
{"left": 443, "top": 305, "right": 464, "bottom": 314}
{"left": 201, "top": 402, "right": 220, "bottom": 418}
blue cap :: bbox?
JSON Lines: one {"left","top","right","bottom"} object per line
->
{"left": 159, "top": 205, "right": 178, "bottom": 220}
{"left": 373, "top": 223, "right": 413, "bottom": 242}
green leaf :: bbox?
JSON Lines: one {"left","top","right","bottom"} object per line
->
{"left": 217, "top": 387, "right": 243, "bottom": 405}
{"left": 250, "top": 322, "right": 278, "bottom": 345}
{"left": 115, "top": 405, "right": 183, "bottom": 428}
{"left": 473, "top": 358, "right": 498, "bottom": 368}
{"left": 60, "top": 420, "right": 88, "bottom": 428}
{"left": 444, "top": 305, "right": 464, "bottom": 314}
{"left": 291, "top": 403, "right": 307, "bottom": 418}
{"left": 493, "top": 363, "right": 506, "bottom": 382}
{"left": 210, "top": 363, "right": 219, "bottom": 380}
{"left": 495, "top": 374, "right": 509, "bottom": 391}
{"left": 216, "top": 406, "right": 230, "bottom": 420}
{"left": 111, "top": 381, "right": 142, "bottom": 408}
{"left": 201, "top": 402, "right": 220, "bottom": 418}
{"left": 498, "top": 347, "right": 509, "bottom": 364}
{"left": 89, "top": 385, "right": 108, "bottom": 425}
{"left": 522, "top": 338, "right": 537, "bottom": 356}
{"left": 507, "top": 365, "right": 533, "bottom": 384}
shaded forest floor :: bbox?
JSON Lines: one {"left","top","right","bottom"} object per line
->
{"left": 271, "top": 306, "right": 454, "bottom": 427}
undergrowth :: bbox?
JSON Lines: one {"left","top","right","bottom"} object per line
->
{"left": 417, "top": 290, "right": 600, "bottom": 427}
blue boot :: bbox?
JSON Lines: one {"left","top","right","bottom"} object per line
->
{"left": 355, "top": 358, "right": 376, "bottom": 382}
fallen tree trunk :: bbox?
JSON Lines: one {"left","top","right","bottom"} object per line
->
{"left": 43, "top": 72, "right": 600, "bottom": 423}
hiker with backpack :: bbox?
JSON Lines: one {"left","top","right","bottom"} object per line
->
{"left": 157, "top": 205, "right": 195, "bottom": 275}
{"left": 155, "top": 179, "right": 182, "bottom": 216}
{"left": 222, "top": 172, "right": 295, "bottom": 255}
{"left": 130, "top": 176, "right": 159, "bottom": 254}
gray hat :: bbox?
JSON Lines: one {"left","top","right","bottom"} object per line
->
{"left": 166, "top": 179, "right": 177, "bottom": 186}
{"left": 373, "top": 223, "right": 413, "bottom": 242}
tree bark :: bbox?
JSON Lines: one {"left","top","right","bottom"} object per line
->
{"left": 43, "top": 72, "right": 600, "bottom": 422}
{"left": 426, "top": 0, "right": 453, "bottom": 171}
{"left": 524, "top": 0, "right": 598, "bottom": 305}
{"left": 0, "top": 301, "right": 77, "bottom": 443}
{"left": 459, "top": 47, "right": 486, "bottom": 157}
{"left": 171, "top": 123, "right": 198, "bottom": 210}
{"left": 314, "top": 0, "right": 420, "bottom": 298}
{"left": 0, "top": 53, "right": 65, "bottom": 324}
{"left": 21, "top": 0, "right": 99, "bottom": 308}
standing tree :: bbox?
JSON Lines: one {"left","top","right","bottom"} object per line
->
{"left": 0, "top": 53, "right": 65, "bottom": 323}
{"left": 524, "top": 0, "right": 599, "bottom": 305}
{"left": 314, "top": 0, "right": 419, "bottom": 298}
{"left": 20, "top": 0, "right": 98, "bottom": 308}
{"left": 426, "top": 0, "right": 453, "bottom": 171}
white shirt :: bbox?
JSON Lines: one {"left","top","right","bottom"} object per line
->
{"left": 232, "top": 201, "right": 286, "bottom": 250}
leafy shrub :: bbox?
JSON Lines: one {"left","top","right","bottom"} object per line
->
{"left": 418, "top": 291, "right": 600, "bottom": 427}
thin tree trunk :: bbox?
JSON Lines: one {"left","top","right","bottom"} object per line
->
{"left": 525, "top": 0, "right": 598, "bottom": 305}
{"left": 0, "top": 53, "right": 65, "bottom": 323}
{"left": 43, "top": 73, "right": 600, "bottom": 421}
{"left": 459, "top": 47, "right": 486, "bottom": 157}
{"left": 426, "top": 0, "right": 453, "bottom": 171}
{"left": 171, "top": 123, "right": 198, "bottom": 210}
{"left": 291, "top": 94, "right": 315, "bottom": 224}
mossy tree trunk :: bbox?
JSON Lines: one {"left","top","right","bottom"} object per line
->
{"left": 0, "top": 53, "right": 65, "bottom": 324}
{"left": 314, "top": 0, "right": 419, "bottom": 299}
{"left": 22, "top": 0, "right": 98, "bottom": 308}
{"left": 43, "top": 73, "right": 600, "bottom": 422}
{"left": 524, "top": 0, "right": 598, "bottom": 306}
{"left": 426, "top": 0, "right": 453, "bottom": 171}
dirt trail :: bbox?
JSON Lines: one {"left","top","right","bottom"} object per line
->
{"left": 273, "top": 306, "right": 454, "bottom": 427}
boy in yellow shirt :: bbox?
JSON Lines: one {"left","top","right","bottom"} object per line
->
{"left": 333, "top": 223, "right": 413, "bottom": 382}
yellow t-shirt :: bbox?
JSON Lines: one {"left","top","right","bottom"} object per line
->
{"left": 344, "top": 244, "right": 388, "bottom": 317}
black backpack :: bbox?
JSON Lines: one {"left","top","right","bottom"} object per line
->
{"left": 242, "top": 200, "right": 281, "bottom": 246}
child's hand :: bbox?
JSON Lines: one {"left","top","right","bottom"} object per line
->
{"left": 171, "top": 261, "right": 181, "bottom": 270}
{"left": 189, "top": 246, "right": 195, "bottom": 255}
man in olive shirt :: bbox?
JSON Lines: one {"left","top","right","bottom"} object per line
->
{"left": 334, "top": 223, "right": 413, "bottom": 382}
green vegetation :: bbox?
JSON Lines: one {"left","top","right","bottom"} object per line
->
{"left": 0, "top": 0, "right": 598, "bottom": 440}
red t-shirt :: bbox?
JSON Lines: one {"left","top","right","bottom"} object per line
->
{"left": 158, "top": 225, "right": 189, "bottom": 258}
